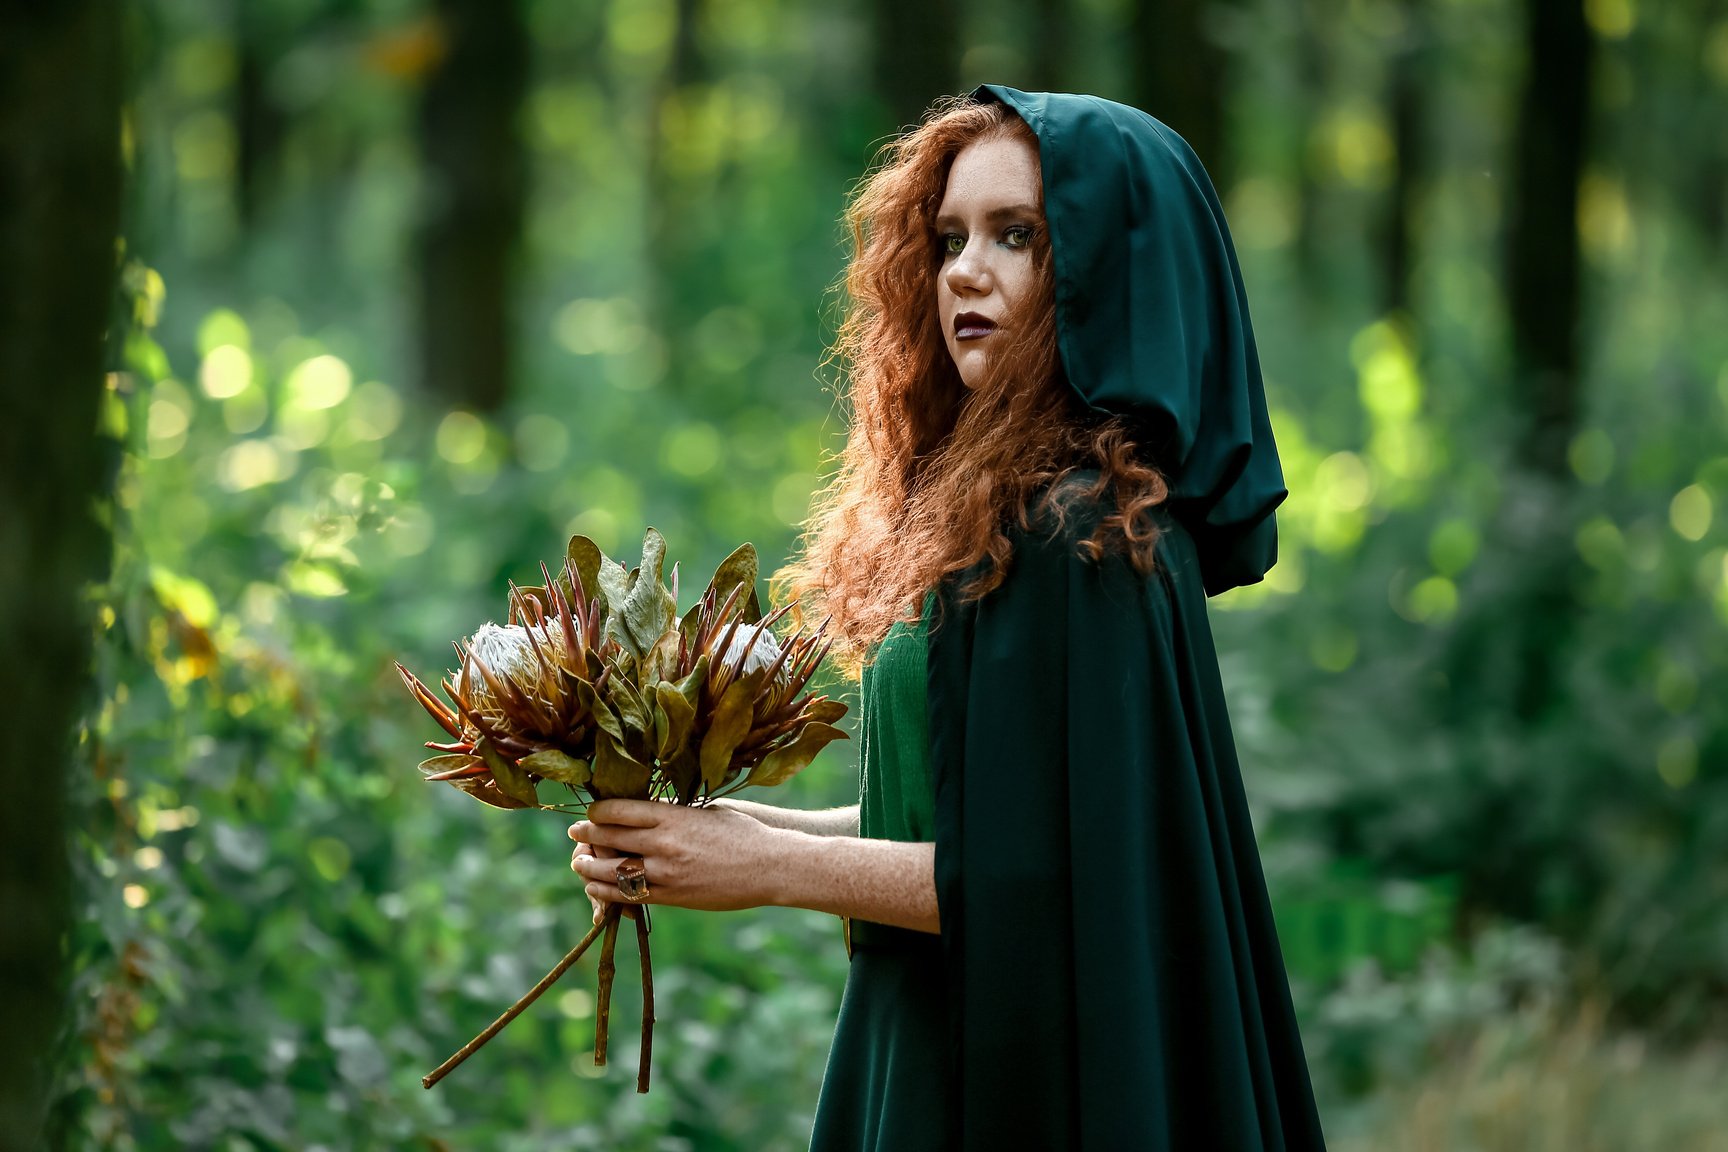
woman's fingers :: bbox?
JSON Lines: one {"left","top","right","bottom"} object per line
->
{"left": 568, "top": 820, "right": 654, "bottom": 854}
{"left": 572, "top": 851, "right": 648, "bottom": 887}
{"left": 584, "top": 799, "right": 668, "bottom": 827}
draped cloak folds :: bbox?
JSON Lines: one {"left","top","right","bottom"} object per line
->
{"left": 917, "top": 86, "right": 1326, "bottom": 1148}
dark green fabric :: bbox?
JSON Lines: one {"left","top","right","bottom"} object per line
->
{"left": 928, "top": 478, "right": 1326, "bottom": 1149}
{"left": 857, "top": 592, "right": 935, "bottom": 843}
{"left": 809, "top": 929, "right": 950, "bottom": 1152}
{"left": 974, "top": 84, "right": 1288, "bottom": 597}
{"left": 811, "top": 594, "right": 947, "bottom": 1152}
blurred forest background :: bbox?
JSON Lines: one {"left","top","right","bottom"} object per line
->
{"left": 4, "top": 0, "right": 1728, "bottom": 1148}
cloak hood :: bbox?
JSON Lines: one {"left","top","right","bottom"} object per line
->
{"left": 971, "top": 84, "right": 1287, "bottom": 596}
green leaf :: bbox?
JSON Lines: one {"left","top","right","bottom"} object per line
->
{"left": 744, "top": 722, "right": 848, "bottom": 788}
{"left": 518, "top": 748, "right": 591, "bottom": 787}
{"left": 478, "top": 736, "right": 539, "bottom": 806}
{"left": 610, "top": 674, "right": 651, "bottom": 737}
{"left": 676, "top": 653, "right": 709, "bottom": 712}
{"left": 650, "top": 698, "right": 668, "bottom": 759}
{"left": 704, "top": 541, "right": 762, "bottom": 624}
{"left": 575, "top": 678, "right": 624, "bottom": 740}
{"left": 590, "top": 730, "right": 652, "bottom": 800}
{"left": 661, "top": 744, "right": 700, "bottom": 803}
{"left": 655, "top": 681, "right": 696, "bottom": 760}
{"left": 699, "top": 672, "right": 760, "bottom": 791}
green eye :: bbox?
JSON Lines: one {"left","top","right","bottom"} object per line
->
{"left": 1003, "top": 225, "right": 1033, "bottom": 249}
{"left": 940, "top": 233, "right": 965, "bottom": 256}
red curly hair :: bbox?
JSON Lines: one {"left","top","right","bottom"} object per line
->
{"left": 771, "top": 96, "right": 1171, "bottom": 676}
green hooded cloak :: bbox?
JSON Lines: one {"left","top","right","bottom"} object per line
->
{"left": 810, "top": 86, "right": 1325, "bottom": 1150}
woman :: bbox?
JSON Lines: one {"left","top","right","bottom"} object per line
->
{"left": 570, "top": 85, "right": 1327, "bottom": 1150}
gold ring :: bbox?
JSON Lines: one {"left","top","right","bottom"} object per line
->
{"left": 614, "top": 858, "right": 650, "bottom": 903}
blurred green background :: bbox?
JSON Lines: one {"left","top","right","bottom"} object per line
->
{"left": 6, "top": 0, "right": 1728, "bottom": 1148}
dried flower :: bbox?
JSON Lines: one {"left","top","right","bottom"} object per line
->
{"left": 400, "top": 527, "right": 850, "bottom": 1096}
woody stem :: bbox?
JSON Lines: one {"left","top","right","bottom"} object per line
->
{"left": 421, "top": 916, "right": 607, "bottom": 1090}
{"left": 593, "top": 907, "right": 622, "bottom": 1066}
{"left": 636, "top": 912, "right": 655, "bottom": 1094}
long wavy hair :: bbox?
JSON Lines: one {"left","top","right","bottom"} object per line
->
{"left": 771, "top": 96, "right": 1171, "bottom": 677}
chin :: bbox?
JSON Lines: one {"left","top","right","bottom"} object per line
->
{"left": 955, "top": 355, "right": 987, "bottom": 390}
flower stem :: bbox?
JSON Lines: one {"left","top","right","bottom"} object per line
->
{"left": 593, "top": 908, "right": 621, "bottom": 1066}
{"left": 635, "top": 911, "right": 655, "bottom": 1094}
{"left": 421, "top": 916, "right": 606, "bottom": 1090}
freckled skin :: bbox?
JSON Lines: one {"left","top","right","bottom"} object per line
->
{"left": 568, "top": 141, "right": 1048, "bottom": 937}
{"left": 934, "top": 134, "right": 1044, "bottom": 390}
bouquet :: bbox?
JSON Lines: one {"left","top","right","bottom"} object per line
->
{"left": 397, "top": 527, "right": 847, "bottom": 1092}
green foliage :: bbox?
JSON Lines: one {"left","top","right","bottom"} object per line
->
{"left": 56, "top": 0, "right": 1728, "bottom": 1144}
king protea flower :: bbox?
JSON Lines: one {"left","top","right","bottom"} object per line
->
{"left": 397, "top": 528, "right": 847, "bottom": 813}
{"left": 397, "top": 557, "right": 610, "bottom": 810}
{"left": 402, "top": 526, "right": 850, "bottom": 1097}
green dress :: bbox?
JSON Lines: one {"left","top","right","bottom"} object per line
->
{"left": 810, "top": 83, "right": 1327, "bottom": 1149}
{"left": 808, "top": 593, "right": 949, "bottom": 1152}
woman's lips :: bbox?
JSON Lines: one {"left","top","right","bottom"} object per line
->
{"left": 954, "top": 312, "right": 997, "bottom": 340}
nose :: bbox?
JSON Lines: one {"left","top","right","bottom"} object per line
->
{"left": 944, "top": 237, "right": 991, "bottom": 297}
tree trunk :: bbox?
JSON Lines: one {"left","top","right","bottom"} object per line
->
{"left": 1506, "top": 0, "right": 1592, "bottom": 480}
{"left": 416, "top": 0, "right": 528, "bottom": 413}
{"left": 1379, "top": 0, "right": 1431, "bottom": 318}
{"left": 1128, "top": 0, "right": 1230, "bottom": 186}
{"left": 1683, "top": 1, "right": 1728, "bottom": 254}
{"left": 235, "top": 3, "right": 286, "bottom": 230}
{"left": 1498, "top": 0, "right": 1592, "bottom": 723}
{"left": 870, "top": 0, "right": 961, "bottom": 131}
{"left": 1291, "top": 0, "right": 1329, "bottom": 294}
{"left": 0, "top": 7, "right": 123, "bottom": 1151}
{"left": 647, "top": 0, "right": 709, "bottom": 402}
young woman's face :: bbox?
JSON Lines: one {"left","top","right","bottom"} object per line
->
{"left": 934, "top": 133, "right": 1043, "bottom": 390}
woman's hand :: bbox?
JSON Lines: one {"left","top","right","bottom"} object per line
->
{"left": 569, "top": 799, "right": 788, "bottom": 921}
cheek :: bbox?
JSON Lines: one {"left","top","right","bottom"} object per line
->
{"left": 1003, "top": 260, "right": 1039, "bottom": 312}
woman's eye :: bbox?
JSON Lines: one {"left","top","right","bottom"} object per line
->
{"left": 940, "top": 233, "right": 965, "bottom": 256}
{"left": 1003, "top": 225, "right": 1032, "bottom": 249}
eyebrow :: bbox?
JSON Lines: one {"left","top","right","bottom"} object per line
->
{"left": 933, "top": 203, "right": 1042, "bottom": 229}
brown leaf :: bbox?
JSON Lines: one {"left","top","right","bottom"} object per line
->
{"left": 643, "top": 628, "right": 681, "bottom": 686}
{"left": 699, "top": 672, "right": 758, "bottom": 792}
{"left": 654, "top": 681, "right": 696, "bottom": 761}
{"left": 802, "top": 697, "right": 849, "bottom": 725}
{"left": 449, "top": 775, "right": 535, "bottom": 810}
{"left": 704, "top": 542, "right": 762, "bottom": 624}
{"left": 661, "top": 744, "right": 700, "bottom": 802}
{"left": 479, "top": 736, "right": 539, "bottom": 806}
{"left": 744, "top": 722, "right": 847, "bottom": 788}
{"left": 419, "top": 754, "right": 486, "bottom": 780}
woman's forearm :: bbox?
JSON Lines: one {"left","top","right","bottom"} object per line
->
{"left": 768, "top": 833, "right": 939, "bottom": 934}
{"left": 713, "top": 798, "right": 859, "bottom": 838}
{"left": 569, "top": 799, "right": 935, "bottom": 932}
